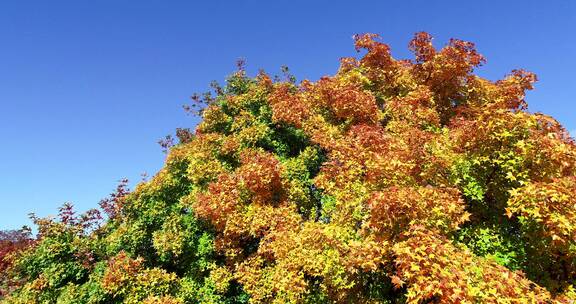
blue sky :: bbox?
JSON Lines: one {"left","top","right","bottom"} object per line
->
{"left": 1, "top": 1, "right": 575, "bottom": 230}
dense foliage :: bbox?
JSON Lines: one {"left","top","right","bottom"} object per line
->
{"left": 0, "top": 229, "right": 33, "bottom": 298}
{"left": 2, "top": 32, "right": 576, "bottom": 303}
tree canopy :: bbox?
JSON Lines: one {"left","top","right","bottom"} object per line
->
{"left": 1, "top": 32, "right": 575, "bottom": 303}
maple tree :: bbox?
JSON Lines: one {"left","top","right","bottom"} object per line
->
{"left": 2, "top": 32, "right": 575, "bottom": 303}
{"left": 0, "top": 229, "right": 33, "bottom": 298}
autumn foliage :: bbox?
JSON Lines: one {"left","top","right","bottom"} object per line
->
{"left": 2, "top": 32, "right": 576, "bottom": 303}
{"left": 0, "top": 229, "right": 33, "bottom": 298}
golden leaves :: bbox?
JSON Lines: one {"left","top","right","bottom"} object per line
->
{"left": 147, "top": 32, "right": 576, "bottom": 302}
{"left": 366, "top": 186, "right": 469, "bottom": 241}
{"left": 101, "top": 251, "right": 178, "bottom": 303}
{"left": 393, "top": 227, "right": 553, "bottom": 303}
{"left": 508, "top": 177, "right": 576, "bottom": 250}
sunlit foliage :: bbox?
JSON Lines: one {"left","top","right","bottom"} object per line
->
{"left": 2, "top": 32, "right": 576, "bottom": 303}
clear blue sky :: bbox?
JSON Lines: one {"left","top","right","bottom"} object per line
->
{"left": 1, "top": 1, "right": 575, "bottom": 230}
